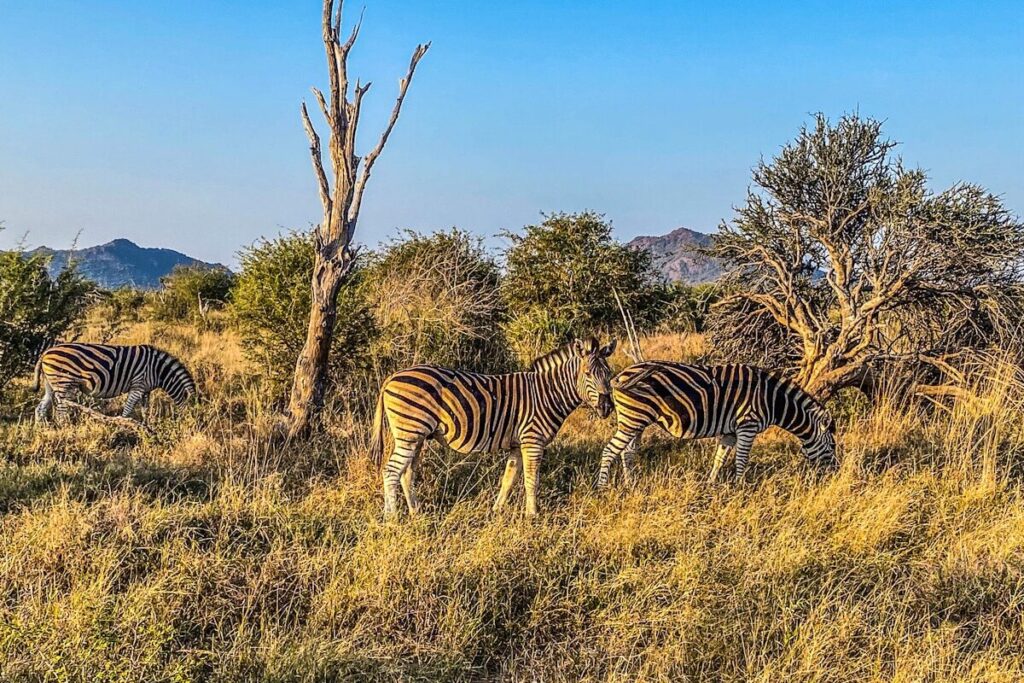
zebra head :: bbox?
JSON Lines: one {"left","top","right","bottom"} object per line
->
{"left": 802, "top": 408, "right": 837, "bottom": 468}
{"left": 573, "top": 338, "right": 616, "bottom": 418}
{"left": 155, "top": 352, "right": 198, "bottom": 406}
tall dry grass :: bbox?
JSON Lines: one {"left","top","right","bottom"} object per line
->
{"left": 1, "top": 324, "right": 1022, "bottom": 681}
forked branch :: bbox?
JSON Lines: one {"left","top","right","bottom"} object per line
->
{"left": 348, "top": 41, "right": 431, "bottom": 229}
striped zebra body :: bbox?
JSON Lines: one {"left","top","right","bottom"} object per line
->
{"left": 597, "top": 362, "right": 836, "bottom": 488}
{"left": 371, "top": 338, "right": 615, "bottom": 516}
{"left": 34, "top": 343, "right": 197, "bottom": 424}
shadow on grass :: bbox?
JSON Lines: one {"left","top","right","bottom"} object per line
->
{"left": 0, "top": 445, "right": 214, "bottom": 515}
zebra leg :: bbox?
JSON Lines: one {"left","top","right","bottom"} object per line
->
{"left": 382, "top": 438, "right": 422, "bottom": 517}
{"left": 620, "top": 431, "right": 644, "bottom": 488}
{"left": 35, "top": 383, "right": 54, "bottom": 425}
{"left": 492, "top": 452, "right": 522, "bottom": 512}
{"left": 732, "top": 424, "right": 760, "bottom": 482}
{"left": 597, "top": 426, "right": 640, "bottom": 490}
{"left": 53, "top": 386, "right": 72, "bottom": 426}
{"left": 709, "top": 434, "right": 737, "bottom": 483}
{"left": 121, "top": 387, "right": 148, "bottom": 420}
{"left": 399, "top": 453, "right": 421, "bottom": 515}
{"left": 521, "top": 443, "right": 545, "bottom": 516}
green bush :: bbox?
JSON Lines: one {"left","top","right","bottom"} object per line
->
{"left": 362, "top": 229, "right": 511, "bottom": 374}
{"left": 151, "top": 264, "right": 236, "bottom": 325}
{"left": 0, "top": 250, "right": 94, "bottom": 391}
{"left": 231, "top": 232, "right": 375, "bottom": 398}
{"left": 502, "top": 212, "right": 664, "bottom": 360}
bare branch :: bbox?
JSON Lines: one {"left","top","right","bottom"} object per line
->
{"left": 323, "top": 0, "right": 337, "bottom": 41}
{"left": 345, "top": 79, "right": 372, "bottom": 166}
{"left": 300, "top": 102, "right": 332, "bottom": 222}
{"left": 312, "top": 87, "right": 330, "bottom": 123}
{"left": 343, "top": 6, "right": 364, "bottom": 54}
{"left": 331, "top": 0, "right": 342, "bottom": 39}
{"left": 613, "top": 288, "right": 644, "bottom": 363}
{"left": 61, "top": 400, "right": 156, "bottom": 436}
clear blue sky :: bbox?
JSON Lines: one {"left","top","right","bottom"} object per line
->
{"left": 1, "top": 1, "right": 1021, "bottom": 266}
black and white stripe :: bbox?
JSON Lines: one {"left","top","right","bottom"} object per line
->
{"left": 370, "top": 338, "right": 616, "bottom": 516}
{"left": 597, "top": 362, "right": 836, "bottom": 488}
{"left": 34, "top": 343, "right": 197, "bottom": 424}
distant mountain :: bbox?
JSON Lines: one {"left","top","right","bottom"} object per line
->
{"left": 28, "top": 239, "right": 227, "bottom": 290}
{"left": 628, "top": 227, "right": 722, "bottom": 284}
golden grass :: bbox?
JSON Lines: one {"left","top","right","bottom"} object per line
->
{"left": 1, "top": 325, "right": 1022, "bottom": 681}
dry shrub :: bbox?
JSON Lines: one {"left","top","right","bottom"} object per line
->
{"left": 362, "top": 229, "right": 512, "bottom": 376}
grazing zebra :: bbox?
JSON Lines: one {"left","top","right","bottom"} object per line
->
{"left": 370, "top": 338, "right": 616, "bottom": 517}
{"left": 596, "top": 362, "right": 836, "bottom": 488}
{"left": 33, "top": 343, "right": 197, "bottom": 424}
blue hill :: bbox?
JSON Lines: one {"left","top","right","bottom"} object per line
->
{"left": 28, "top": 239, "right": 227, "bottom": 290}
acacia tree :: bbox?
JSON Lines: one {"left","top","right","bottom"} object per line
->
{"left": 707, "top": 113, "right": 1024, "bottom": 399}
{"left": 288, "top": 0, "right": 429, "bottom": 436}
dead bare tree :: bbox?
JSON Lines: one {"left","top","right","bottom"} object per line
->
{"left": 287, "top": 0, "right": 429, "bottom": 437}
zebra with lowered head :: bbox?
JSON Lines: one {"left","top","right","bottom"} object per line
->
{"left": 34, "top": 343, "right": 197, "bottom": 424}
{"left": 596, "top": 361, "right": 836, "bottom": 489}
{"left": 370, "top": 338, "right": 617, "bottom": 517}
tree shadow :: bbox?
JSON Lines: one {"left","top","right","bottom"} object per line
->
{"left": 0, "top": 432, "right": 215, "bottom": 514}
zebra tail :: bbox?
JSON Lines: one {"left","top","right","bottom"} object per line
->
{"left": 31, "top": 357, "right": 43, "bottom": 392}
{"left": 369, "top": 389, "right": 389, "bottom": 470}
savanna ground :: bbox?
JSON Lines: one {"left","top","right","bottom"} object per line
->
{"left": 1, "top": 318, "right": 1023, "bottom": 682}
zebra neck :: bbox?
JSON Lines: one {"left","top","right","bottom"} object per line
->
{"left": 777, "top": 393, "right": 819, "bottom": 443}
{"left": 531, "top": 361, "right": 582, "bottom": 428}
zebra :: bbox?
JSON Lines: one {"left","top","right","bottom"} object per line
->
{"left": 596, "top": 362, "right": 836, "bottom": 489}
{"left": 370, "top": 338, "right": 617, "bottom": 517}
{"left": 33, "top": 343, "right": 197, "bottom": 424}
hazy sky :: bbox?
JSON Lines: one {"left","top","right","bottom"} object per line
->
{"left": 1, "top": 1, "right": 1021, "bottom": 266}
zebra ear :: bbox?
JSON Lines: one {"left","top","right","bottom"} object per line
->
{"left": 600, "top": 339, "right": 617, "bottom": 357}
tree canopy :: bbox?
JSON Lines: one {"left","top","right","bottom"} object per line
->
{"left": 502, "top": 211, "right": 664, "bottom": 360}
{"left": 706, "top": 113, "right": 1024, "bottom": 398}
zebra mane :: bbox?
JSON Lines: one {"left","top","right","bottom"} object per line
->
{"left": 528, "top": 343, "right": 579, "bottom": 372}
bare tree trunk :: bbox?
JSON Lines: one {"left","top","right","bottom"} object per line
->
{"left": 286, "top": 0, "right": 428, "bottom": 438}
{"left": 287, "top": 256, "right": 346, "bottom": 428}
